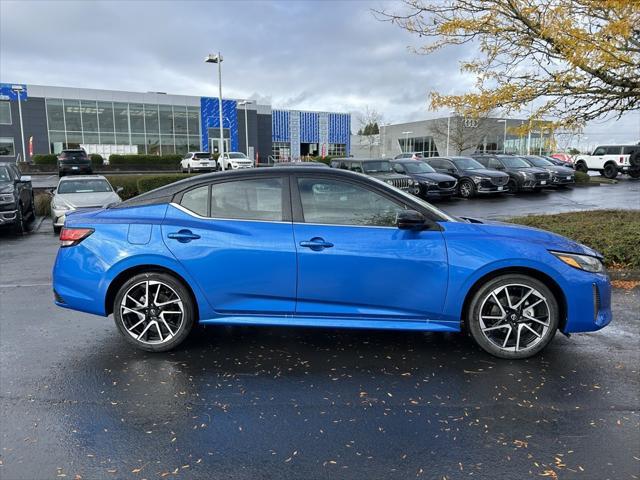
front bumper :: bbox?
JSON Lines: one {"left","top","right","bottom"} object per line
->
{"left": 551, "top": 175, "right": 575, "bottom": 185}
{"left": 0, "top": 209, "right": 17, "bottom": 225}
{"left": 477, "top": 180, "right": 509, "bottom": 194}
{"left": 230, "top": 163, "right": 254, "bottom": 170}
{"left": 522, "top": 179, "right": 550, "bottom": 189}
{"left": 562, "top": 270, "right": 612, "bottom": 333}
{"left": 422, "top": 186, "right": 456, "bottom": 198}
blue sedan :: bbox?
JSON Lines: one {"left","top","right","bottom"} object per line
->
{"left": 52, "top": 167, "right": 611, "bottom": 359}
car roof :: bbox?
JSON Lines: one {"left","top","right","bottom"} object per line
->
{"left": 274, "top": 161, "right": 328, "bottom": 167}
{"left": 336, "top": 158, "right": 389, "bottom": 162}
{"left": 58, "top": 174, "right": 107, "bottom": 181}
{"left": 391, "top": 159, "right": 421, "bottom": 163}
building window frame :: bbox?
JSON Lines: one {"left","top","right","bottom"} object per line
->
{"left": 0, "top": 101, "right": 11, "bottom": 125}
{"left": 0, "top": 137, "right": 16, "bottom": 157}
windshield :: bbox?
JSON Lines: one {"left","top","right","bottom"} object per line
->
{"left": 403, "top": 162, "right": 435, "bottom": 174}
{"left": 194, "top": 153, "right": 210, "bottom": 159}
{"left": 526, "top": 156, "right": 552, "bottom": 167}
{"left": 451, "top": 157, "right": 484, "bottom": 170}
{"left": 58, "top": 179, "right": 112, "bottom": 194}
{"left": 363, "top": 161, "right": 392, "bottom": 173}
{"left": 0, "top": 167, "right": 10, "bottom": 182}
{"left": 228, "top": 153, "right": 248, "bottom": 159}
{"left": 500, "top": 156, "right": 530, "bottom": 168}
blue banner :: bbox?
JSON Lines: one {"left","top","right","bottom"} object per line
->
{"left": 0, "top": 83, "right": 27, "bottom": 101}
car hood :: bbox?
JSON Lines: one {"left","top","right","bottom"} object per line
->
{"left": 509, "top": 166, "right": 548, "bottom": 174}
{"left": 460, "top": 168, "right": 508, "bottom": 178}
{"left": 0, "top": 181, "right": 14, "bottom": 194}
{"left": 369, "top": 172, "right": 408, "bottom": 180}
{"left": 411, "top": 172, "right": 456, "bottom": 182}
{"left": 54, "top": 192, "right": 121, "bottom": 208}
{"left": 455, "top": 218, "right": 601, "bottom": 258}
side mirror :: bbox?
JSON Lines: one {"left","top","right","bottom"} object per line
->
{"left": 116, "top": 186, "right": 124, "bottom": 194}
{"left": 396, "top": 210, "right": 426, "bottom": 230}
{"left": 448, "top": 168, "right": 456, "bottom": 174}
{"left": 19, "top": 175, "right": 31, "bottom": 183}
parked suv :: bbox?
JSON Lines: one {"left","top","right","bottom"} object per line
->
{"left": 391, "top": 159, "right": 457, "bottom": 200}
{"left": 330, "top": 158, "right": 419, "bottom": 194}
{"left": 217, "top": 152, "right": 254, "bottom": 170}
{"left": 574, "top": 144, "right": 639, "bottom": 179}
{"left": 0, "top": 162, "right": 35, "bottom": 233}
{"left": 472, "top": 154, "right": 551, "bottom": 193}
{"left": 180, "top": 152, "right": 215, "bottom": 173}
{"left": 426, "top": 156, "right": 510, "bottom": 198}
{"left": 58, "top": 149, "right": 92, "bottom": 177}
{"left": 521, "top": 156, "right": 575, "bottom": 187}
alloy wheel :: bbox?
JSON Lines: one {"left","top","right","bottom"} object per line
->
{"left": 478, "top": 283, "right": 550, "bottom": 353}
{"left": 119, "top": 280, "right": 185, "bottom": 345}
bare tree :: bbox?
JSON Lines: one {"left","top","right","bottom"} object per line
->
{"left": 356, "top": 106, "right": 383, "bottom": 157}
{"left": 429, "top": 115, "right": 496, "bottom": 155}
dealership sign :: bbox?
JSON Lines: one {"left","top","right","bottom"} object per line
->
{"left": 0, "top": 83, "right": 28, "bottom": 101}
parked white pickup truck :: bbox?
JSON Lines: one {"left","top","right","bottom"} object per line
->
{"left": 574, "top": 144, "right": 640, "bottom": 179}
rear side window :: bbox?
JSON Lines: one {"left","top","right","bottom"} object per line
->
{"left": 605, "top": 146, "right": 621, "bottom": 155}
{"left": 210, "top": 178, "right": 283, "bottom": 221}
{"left": 180, "top": 185, "right": 209, "bottom": 216}
{"left": 622, "top": 146, "right": 637, "bottom": 155}
{"left": 475, "top": 157, "right": 489, "bottom": 167}
{"left": 194, "top": 153, "right": 210, "bottom": 159}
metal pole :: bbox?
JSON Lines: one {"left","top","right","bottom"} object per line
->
{"left": 244, "top": 101, "right": 249, "bottom": 156}
{"left": 217, "top": 51, "right": 225, "bottom": 171}
{"left": 446, "top": 115, "right": 450, "bottom": 156}
{"left": 503, "top": 120, "right": 507, "bottom": 154}
{"left": 539, "top": 126, "right": 544, "bottom": 155}
{"left": 16, "top": 92, "right": 26, "bottom": 163}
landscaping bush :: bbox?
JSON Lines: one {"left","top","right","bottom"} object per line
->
{"left": 108, "top": 154, "right": 182, "bottom": 166}
{"left": 32, "top": 154, "right": 58, "bottom": 165}
{"left": 575, "top": 171, "right": 590, "bottom": 183}
{"left": 90, "top": 153, "right": 104, "bottom": 165}
{"left": 34, "top": 193, "right": 51, "bottom": 217}
{"left": 509, "top": 210, "right": 640, "bottom": 270}
{"left": 105, "top": 175, "right": 142, "bottom": 200}
{"left": 137, "top": 174, "right": 193, "bottom": 194}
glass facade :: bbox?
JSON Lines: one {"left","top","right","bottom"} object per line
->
{"left": 328, "top": 143, "right": 346, "bottom": 157}
{"left": 272, "top": 142, "right": 291, "bottom": 160}
{"left": 45, "top": 98, "right": 201, "bottom": 155}
{"left": 0, "top": 137, "right": 15, "bottom": 156}
{"left": 399, "top": 136, "right": 439, "bottom": 157}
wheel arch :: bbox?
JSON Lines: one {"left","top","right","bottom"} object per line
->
{"left": 105, "top": 264, "right": 200, "bottom": 321}
{"left": 460, "top": 266, "right": 567, "bottom": 332}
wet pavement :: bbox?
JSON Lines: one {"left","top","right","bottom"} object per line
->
{"left": 1, "top": 221, "right": 639, "bottom": 479}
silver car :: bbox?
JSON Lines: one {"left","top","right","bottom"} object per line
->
{"left": 51, "top": 175, "right": 122, "bottom": 233}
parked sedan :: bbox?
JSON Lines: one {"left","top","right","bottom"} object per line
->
{"left": 426, "top": 156, "right": 510, "bottom": 198}
{"left": 391, "top": 159, "right": 457, "bottom": 200}
{"left": 0, "top": 162, "right": 35, "bottom": 233}
{"left": 51, "top": 175, "right": 122, "bottom": 233}
{"left": 473, "top": 154, "right": 551, "bottom": 193}
{"left": 521, "top": 156, "right": 575, "bottom": 187}
{"left": 53, "top": 167, "right": 611, "bottom": 359}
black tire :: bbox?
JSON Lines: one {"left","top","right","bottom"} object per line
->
{"left": 53, "top": 225, "right": 61, "bottom": 234}
{"left": 602, "top": 163, "right": 618, "bottom": 179}
{"left": 466, "top": 274, "right": 559, "bottom": 359}
{"left": 12, "top": 204, "right": 26, "bottom": 235}
{"left": 113, "top": 272, "right": 195, "bottom": 352}
{"left": 27, "top": 195, "right": 36, "bottom": 223}
{"left": 575, "top": 161, "right": 588, "bottom": 173}
{"left": 507, "top": 178, "right": 520, "bottom": 193}
{"left": 458, "top": 179, "right": 476, "bottom": 198}
{"left": 628, "top": 170, "right": 640, "bottom": 179}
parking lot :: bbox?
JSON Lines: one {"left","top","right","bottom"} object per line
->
{"left": 0, "top": 185, "right": 638, "bottom": 480}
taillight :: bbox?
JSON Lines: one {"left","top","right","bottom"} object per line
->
{"left": 59, "top": 227, "right": 94, "bottom": 247}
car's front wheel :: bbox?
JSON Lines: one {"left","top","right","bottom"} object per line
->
{"left": 113, "top": 272, "right": 195, "bottom": 352}
{"left": 466, "top": 274, "right": 559, "bottom": 359}
{"left": 458, "top": 179, "right": 475, "bottom": 198}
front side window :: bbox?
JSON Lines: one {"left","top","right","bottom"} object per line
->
{"left": 297, "top": 177, "right": 405, "bottom": 227}
{"left": 0, "top": 166, "right": 10, "bottom": 181}
{"left": 180, "top": 185, "right": 209, "bottom": 216}
{"left": 0, "top": 101, "right": 11, "bottom": 125}
{"left": 451, "top": 157, "right": 482, "bottom": 170}
{"left": 488, "top": 158, "right": 502, "bottom": 169}
{"left": 211, "top": 178, "right": 283, "bottom": 221}
{"left": 593, "top": 147, "right": 606, "bottom": 156}
{"left": 0, "top": 137, "right": 15, "bottom": 157}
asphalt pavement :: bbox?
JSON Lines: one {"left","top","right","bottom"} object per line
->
{"left": 0, "top": 218, "right": 639, "bottom": 479}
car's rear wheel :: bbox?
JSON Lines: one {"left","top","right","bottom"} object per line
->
{"left": 466, "top": 274, "right": 559, "bottom": 359}
{"left": 458, "top": 179, "right": 475, "bottom": 198}
{"left": 113, "top": 272, "right": 195, "bottom": 352}
{"left": 629, "top": 170, "right": 640, "bottom": 179}
{"left": 507, "top": 179, "right": 519, "bottom": 193}
{"left": 602, "top": 163, "right": 618, "bottom": 179}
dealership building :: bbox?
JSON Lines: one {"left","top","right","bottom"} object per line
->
{"left": 0, "top": 82, "right": 351, "bottom": 162}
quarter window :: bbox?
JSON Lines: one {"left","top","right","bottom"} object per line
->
{"left": 180, "top": 186, "right": 209, "bottom": 216}
{"left": 0, "top": 101, "right": 11, "bottom": 125}
{"left": 210, "top": 178, "right": 283, "bottom": 221}
{"left": 297, "top": 178, "right": 405, "bottom": 227}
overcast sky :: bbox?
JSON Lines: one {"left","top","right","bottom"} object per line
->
{"left": 1, "top": 0, "right": 638, "bottom": 149}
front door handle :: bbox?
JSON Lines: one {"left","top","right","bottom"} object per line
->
{"left": 167, "top": 229, "right": 201, "bottom": 243}
{"left": 299, "top": 237, "right": 334, "bottom": 251}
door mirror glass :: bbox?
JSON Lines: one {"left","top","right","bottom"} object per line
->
{"left": 396, "top": 210, "right": 426, "bottom": 230}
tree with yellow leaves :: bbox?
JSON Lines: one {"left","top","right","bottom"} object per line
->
{"left": 376, "top": 0, "right": 640, "bottom": 128}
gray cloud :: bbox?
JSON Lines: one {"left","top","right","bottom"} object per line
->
{"left": 0, "top": 0, "right": 637, "bottom": 144}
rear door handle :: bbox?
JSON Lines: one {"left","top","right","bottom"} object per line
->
{"left": 167, "top": 229, "right": 201, "bottom": 243}
{"left": 299, "top": 237, "right": 334, "bottom": 251}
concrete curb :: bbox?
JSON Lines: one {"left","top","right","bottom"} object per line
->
{"left": 609, "top": 269, "right": 640, "bottom": 281}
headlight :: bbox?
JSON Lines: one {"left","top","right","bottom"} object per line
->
{"left": 0, "top": 193, "right": 14, "bottom": 203}
{"left": 386, "top": 180, "right": 394, "bottom": 185}
{"left": 551, "top": 251, "right": 605, "bottom": 273}
{"left": 471, "top": 176, "right": 483, "bottom": 183}
{"left": 409, "top": 179, "right": 417, "bottom": 186}
{"left": 52, "top": 200, "right": 71, "bottom": 211}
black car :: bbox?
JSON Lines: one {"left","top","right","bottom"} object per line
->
{"left": 58, "top": 149, "right": 92, "bottom": 177}
{"left": 521, "top": 156, "right": 575, "bottom": 187}
{"left": 426, "top": 156, "right": 510, "bottom": 198}
{"left": 472, "top": 154, "right": 551, "bottom": 193}
{"left": 391, "top": 159, "right": 457, "bottom": 200}
{"left": 330, "top": 158, "right": 419, "bottom": 194}
{"left": 0, "top": 162, "right": 35, "bottom": 233}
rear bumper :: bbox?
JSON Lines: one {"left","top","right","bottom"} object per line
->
{"left": 59, "top": 164, "right": 92, "bottom": 174}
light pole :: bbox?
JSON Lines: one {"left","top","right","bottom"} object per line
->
{"left": 497, "top": 119, "right": 507, "bottom": 153}
{"left": 238, "top": 100, "right": 253, "bottom": 158}
{"left": 11, "top": 85, "right": 26, "bottom": 163}
{"left": 539, "top": 125, "right": 544, "bottom": 155}
{"left": 205, "top": 53, "right": 226, "bottom": 170}
{"left": 401, "top": 131, "right": 412, "bottom": 153}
